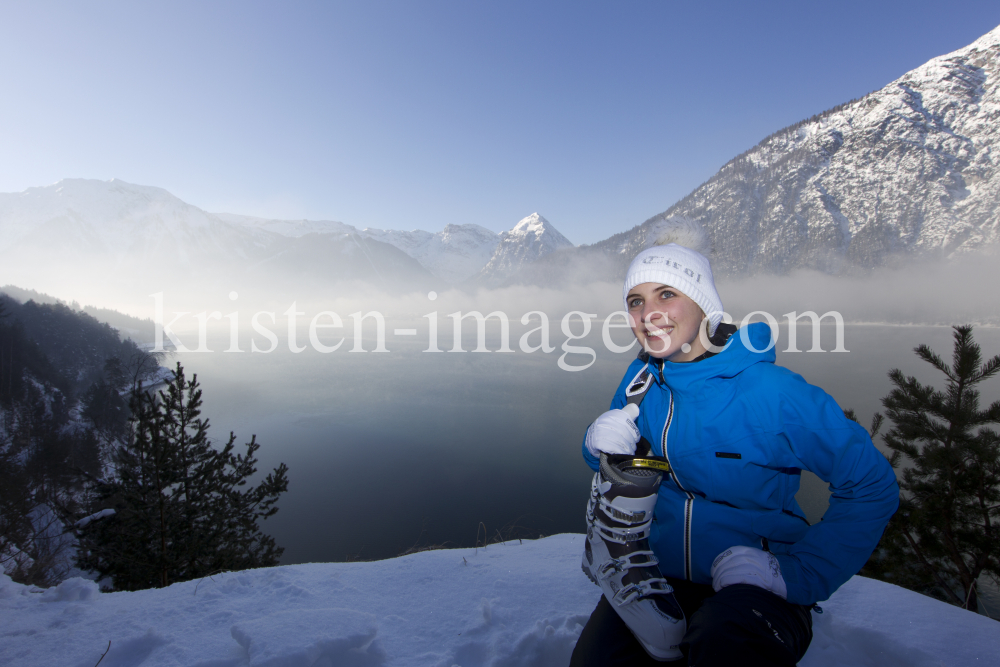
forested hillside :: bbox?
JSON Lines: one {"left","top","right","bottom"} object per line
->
{"left": 0, "top": 294, "right": 163, "bottom": 585}
{"left": 0, "top": 285, "right": 156, "bottom": 345}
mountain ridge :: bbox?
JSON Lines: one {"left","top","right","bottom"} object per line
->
{"left": 0, "top": 178, "right": 567, "bottom": 294}
{"left": 570, "top": 23, "right": 1000, "bottom": 280}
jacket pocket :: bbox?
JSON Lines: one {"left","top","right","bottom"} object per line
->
{"left": 751, "top": 510, "right": 810, "bottom": 545}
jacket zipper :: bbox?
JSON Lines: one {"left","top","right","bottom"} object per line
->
{"left": 660, "top": 389, "right": 695, "bottom": 580}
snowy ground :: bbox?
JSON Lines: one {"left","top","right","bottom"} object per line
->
{"left": 1, "top": 534, "right": 996, "bottom": 667}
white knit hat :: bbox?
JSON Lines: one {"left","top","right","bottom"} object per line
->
{"left": 622, "top": 243, "right": 724, "bottom": 335}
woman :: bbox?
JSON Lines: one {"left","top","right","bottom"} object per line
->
{"left": 570, "top": 241, "right": 899, "bottom": 666}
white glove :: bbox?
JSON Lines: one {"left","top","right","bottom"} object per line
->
{"left": 585, "top": 405, "right": 641, "bottom": 457}
{"left": 710, "top": 545, "right": 788, "bottom": 599}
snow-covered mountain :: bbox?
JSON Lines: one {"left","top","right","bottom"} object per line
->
{"left": 0, "top": 180, "right": 482, "bottom": 297}
{"left": 0, "top": 179, "right": 274, "bottom": 267}
{"left": 0, "top": 178, "right": 565, "bottom": 296}
{"left": 672, "top": 18, "right": 1000, "bottom": 275}
{"left": 477, "top": 213, "right": 574, "bottom": 285}
{"left": 213, "top": 212, "right": 356, "bottom": 238}
{"left": 359, "top": 224, "right": 499, "bottom": 283}
{"left": 216, "top": 213, "right": 500, "bottom": 283}
{"left": 544, "top": 23, "right": 1000, "bottom": 282}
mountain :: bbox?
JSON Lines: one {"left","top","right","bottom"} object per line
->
{"left": 0, "top": 179, "right": 441, "bottom": 300}
{"left": 0, "top": 284, "right": 157, "bottom": 344}
{"left": 666, "top": 22, "right": 1000, "bottom": 275}
{"left": 212, "top": 212, "right": 356, "bottom": 238}
{"left": 8, "top": 25, "right": 1000, "bottom": 294}
{"left": 0, "top": 178, "right": 273, "bottom": 266}
{"left": 0, "top": 178, "right": 555, "bottom": 299}
{"left": 247, "top": 231, "right": 435, "bottom": 292}
{"left": 528, "top": 23, "right": 1000, "bottom": 283}
{"left": 360, "top": 224, "right": 499, "bottom": 283}
{"left": 476, "top": 213, "right": 574, "bottom": 285}
{"left": 217, "top": 213, "right": 499, "bottom": 283}
{"left": 0, "top": 179, "right": 277, "bottom": 301}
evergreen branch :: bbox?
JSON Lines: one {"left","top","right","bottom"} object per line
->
{"left": 978, "top": 355, "right": 1000, "bottom": 383}
{"left": 869, "top": 412, "right": 884, "bottom": 440}
{"left": 915, "top": 344, "right": 953, "bottom": 381}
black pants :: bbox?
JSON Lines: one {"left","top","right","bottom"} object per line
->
{"left": 570, "top": 580, "right": 813, "bottom": 666}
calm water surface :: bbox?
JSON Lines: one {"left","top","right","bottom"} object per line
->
{"left": 172, "top": 324, "right": 1000, "bottom": 566}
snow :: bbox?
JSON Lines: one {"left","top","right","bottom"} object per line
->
{"left": 216, "top": 211, "right": 500, "bottom": 282}
{"left": 507, "top": 213, "right": 572, "bottom": 249}
{"left": 1, "top": 534, "right": 995, "bottom": 667}
{"left": 212, "top": 213, "right": 357, "bottom": 239}
{"left": 599, "top": 22, "right": 1000, "bottom": 276}
{"left": 0, "top": 180, "right": 498, "bottom": 286}
{"left": 74, "top": 509, "right": 116, "bottom": 529}
{"left": 478, "top": 213, "right": 574, "bottom": 283}
{"left": 360, "top": 224, "right": 500, "bottom": 283}
{"left": 0, "top": 179, "right": 277, "bottom": 265}
{"left": 38, "top": 576, "right": 101, "bottom": 602}
{"left": 801, "top": 574, "right": 999, "bottom": 666}
{"left": 231, "top": 609, "right": 381, "bottom": 666}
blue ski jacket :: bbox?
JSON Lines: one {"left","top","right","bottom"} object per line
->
{"left": 582, "top": 322, "right": 899, "bottom": 605}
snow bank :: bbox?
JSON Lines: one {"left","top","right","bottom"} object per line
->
{"left": 0, "top": 534, "right": 995, "bottom": 666}
{"left": 0, "top": 572, "right": 25, "bottom": 599}
{"left": 39, "top": 576, "right": 100, "bottom": 602}
{"left": 801, "top": 575, "right": 997, "bottom": 667}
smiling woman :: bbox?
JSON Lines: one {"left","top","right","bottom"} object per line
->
{"left": 573, "top": 233, "right": 900, "bottom": 665}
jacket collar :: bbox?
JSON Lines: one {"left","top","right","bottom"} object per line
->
{"left": 643, "top": 322, "right": 775, "bottom": 389}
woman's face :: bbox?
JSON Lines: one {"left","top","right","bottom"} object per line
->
{"left": 626, "top": 282, "right": 708, "bottom": 361}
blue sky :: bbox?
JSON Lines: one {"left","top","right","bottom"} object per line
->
{"left": 2, "top": 1, "right": 998, "bottom": 244}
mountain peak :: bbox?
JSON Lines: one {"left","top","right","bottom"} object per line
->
{"left": 511, "top": 212, "right": 548, "bottom": 234}
{"left": 583, "top": 21, "right": 1000, "bottom": 278}
{"left": 0, "top": 178, "right": 219, "bottom": 259}
{"left": 38, "top": 177, "right": 176, "bottom": 201}
{"left": 504, "top": 213, "right": 572, "bottom": 247}
{"left": 476, "top": 214, "right": 573, "bottom": 284}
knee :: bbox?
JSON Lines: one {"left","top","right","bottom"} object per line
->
{"left": 683, "top": 585, "right": 811, "bottom": 667}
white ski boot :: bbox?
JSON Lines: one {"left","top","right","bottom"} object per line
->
{"left": 582, "top": 452, "right": 686, "bottom": 661}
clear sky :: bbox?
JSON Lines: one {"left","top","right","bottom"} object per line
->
{"left": 2, "top": 1, "right": 998, "bottom": 244}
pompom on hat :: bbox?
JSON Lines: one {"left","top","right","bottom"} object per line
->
{"left": 622, "top": 216, "right": 725, "bottom": 335}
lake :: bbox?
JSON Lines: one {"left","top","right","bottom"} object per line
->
{"left": 168, "top": 318, "right": 1000, "bottom": 567}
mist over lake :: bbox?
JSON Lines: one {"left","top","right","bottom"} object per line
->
{"left": 164, "top": 318, "right": 1000, "bottom": 565}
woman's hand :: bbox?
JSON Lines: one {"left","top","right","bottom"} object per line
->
{"left": 711, "top": 546, "right": 788, "bottom": 599}
{"left": 585, "top": 407, "right": 641, "bottom": 457}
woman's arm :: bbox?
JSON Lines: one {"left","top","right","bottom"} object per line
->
{"left": 749, "top": 369, "right": 899, "bottom": 605}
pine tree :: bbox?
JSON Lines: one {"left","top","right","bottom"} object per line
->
{"left": 75, "top": 363, "right": 289, "bottom": 590}
{"left": 862, "top": 325, "right": 1000, "bottom": 613}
